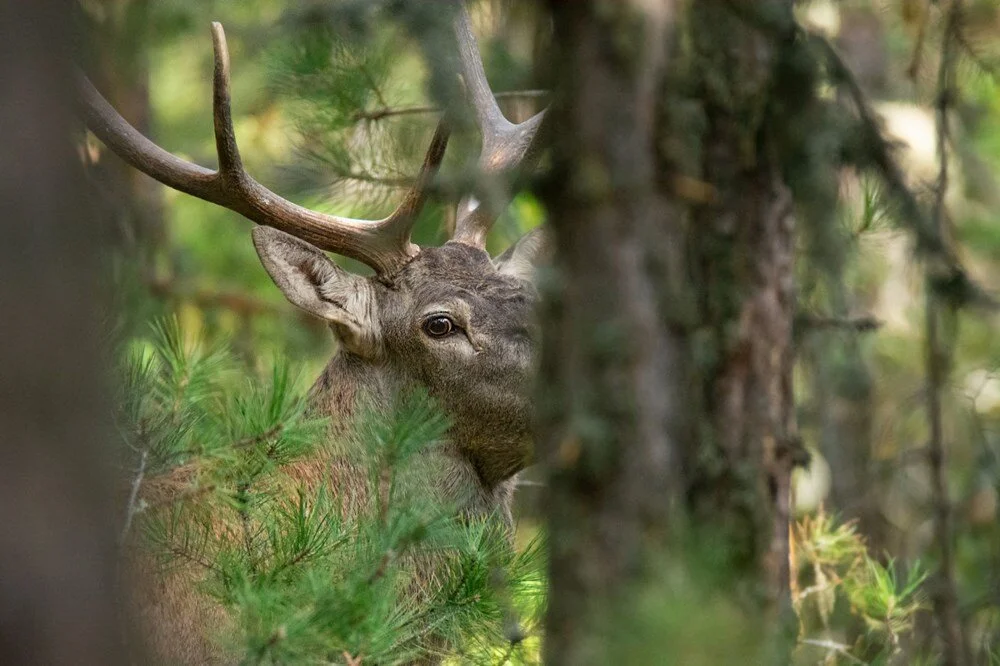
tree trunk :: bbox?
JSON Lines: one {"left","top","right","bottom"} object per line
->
{"left": 84, "top": 0, "right": 164, "bottom": 267}
{"left": 686, "top": 0, "right": 798, "bottom": 618}
{"left": 811, "top": 336, "right": 882, "bottom": 547}
{"left": 538, "top": 2, "right": 682, "bottom": 664}
{"left": 0, "top": 1, "right": 127, "bottom": 663}
{"left": 539, "top": 0, "right": 800, "bottom": 661}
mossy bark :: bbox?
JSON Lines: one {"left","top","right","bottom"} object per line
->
{"left": 538, "top": 2, "right": 683, "bottom": 664}
{"left": 539, "top": 0, "right": 800, "bottom": 661}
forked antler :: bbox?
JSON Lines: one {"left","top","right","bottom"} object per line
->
{"left": 78, "top": 22, "right": 448, "bottom": 276}
{"left": 451, "top": 6, "right": 547, "bottom": 249}
{"left": 80, "top": 9, "right": 545, "bottom": 267}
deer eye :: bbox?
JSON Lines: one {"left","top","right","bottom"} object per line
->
{"left": 422, "top": 315, "right": 455, "bottom": 338}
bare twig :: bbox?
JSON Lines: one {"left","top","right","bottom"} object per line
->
{"left": 926, "top": 4, "right": 970, "bottom": 665}
{"left": 906, "top": 3, "right": 931, "bottom": 80}
{"left": 796, "top": 314, "right": 881, "bottom": 333}
{"left": 119, "top": 449, "right": 148, "bottom": 546}
{"left": 352, "top": 89, "right": 549, "bottom": 122}
{"left": 358, "top": 63, "right": 389, "bottom": 110}
{"left": 142, "top": 482, "right": 217, "bottom": 510}
{"left": 800, "top": 639, "right": 867, "bottom": 665}
{"left": 146, "top": 276, "right": 292, "bottom": 317}
{"left": 341, "top": 650, "right": 363, "bottom": 666}
{"left": 954, "top": 31, "right": 1000, "bottom": 82}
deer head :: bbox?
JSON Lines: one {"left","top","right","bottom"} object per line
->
{"left": 79, "top": 7, "right": 548, "bottom": 491}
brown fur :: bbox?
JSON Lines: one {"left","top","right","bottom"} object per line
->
{"left": 131, "top": 234, "right": 546, "bottom": 663}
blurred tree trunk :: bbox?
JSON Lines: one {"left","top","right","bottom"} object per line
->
{"left": 0, "top": 1, "right": 126, "bottom": 663}
{"left": 836, "top": 7, "right": 888, "bottom": 97}
{"left": 83, "top": 0, "right": 163, "bottom": 269}
{"left": 538, "top": 1, "right": 683, "bottom": 663}
{"left": 812, "top": 337, "right": 883, "bottom": 546}
{"left": 540, "top": 0, "right": 800, "bottom": 661}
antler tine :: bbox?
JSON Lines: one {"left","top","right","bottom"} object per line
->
{"left": 78, "top": 22, "right": 449, "bottom": 277}
{"left": 210, "top": 22, "right": 245, "bottom": 179}
{"left": 451, "top": 5, "right": 547, "bottom": 249}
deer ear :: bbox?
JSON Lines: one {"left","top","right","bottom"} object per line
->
{"left": 494, "top": 227, "right": 550, "bottom": 283}
{"left": 252, "top": 227, "right": 380, "bottom": 357}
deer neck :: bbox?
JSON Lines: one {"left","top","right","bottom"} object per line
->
{"left": 306, "top": 351, "right": 519, "bottom": 528}
{"left": 307, "top": 351, "right": 395, "bottom": 432}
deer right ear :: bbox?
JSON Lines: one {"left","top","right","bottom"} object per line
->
{"left": 252, "top": 227, "right": 380, "bottom": 357}
{"left": 494, "top": 227, "right": 550, "bottom": 284}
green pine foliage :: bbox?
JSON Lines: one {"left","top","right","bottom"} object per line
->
{"left": 793, "top": 511, "right": 929, "bottom": 665}
{"left": 114, "top": 319, "right": 544, "bottom": 664}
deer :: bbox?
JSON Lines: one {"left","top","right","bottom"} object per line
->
{"left": 79, "top": 4, "right": 548, "bottom": 663}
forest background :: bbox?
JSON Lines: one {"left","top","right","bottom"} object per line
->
{"left": 4, "top": 0, "right": 1000, "bottom": 664}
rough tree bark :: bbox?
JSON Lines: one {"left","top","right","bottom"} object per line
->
{"left": 686, "top": 0, "right": 799, "bottom": 618}
{"left": 0, "top": 1, "right": 127, "bottom": 663}
{"left": 539, "top": 0, "right": 800, "bottom": 661}
{"left": 538, "top": 1, "right": 682, "bottom": 664}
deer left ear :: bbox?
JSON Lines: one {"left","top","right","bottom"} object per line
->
{"left": 494, "top": 227, "right": 550, "bottom": 284}
{"left": 252, "top": 226, "right": 380, "bottom": 357}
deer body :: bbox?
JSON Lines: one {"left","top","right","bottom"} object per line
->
{"left": 84, "top": 5, "right": 549, "bottom": 662}
{"left": 133, "top": 241, "right": 543, "bottom": 664}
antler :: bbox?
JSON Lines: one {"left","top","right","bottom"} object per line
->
{"left": 451, "top": 6, "right": 547, "bottom": 249}
{"left": 78, "top": 22, "right": 448, "bottom": 277}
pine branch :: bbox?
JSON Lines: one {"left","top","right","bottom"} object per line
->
{"left": 237, "top": 480, "right": 257, "bottom": 570}
{"left": 268, "top": 544, "right": 315, "bottom": 580}
{"left": 113, "top": 322, "right": 545, "bottom": 661}
{"left": 164, "top": 540, "right": 222, "bottom": 575}
{"left": 814, "top": 35, "right": 939, "bottom": 253}
{"left": 809, "top": 31, "right": 996, "bottom": 311}
{"left": 156, "top": 422, "right": 289, "bottom": 469}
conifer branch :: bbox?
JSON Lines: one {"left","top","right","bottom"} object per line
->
{"left": 236, "top": 480, "right": 258, "bottom": 571}
{"left": 159, "top": 422, "right": 288, "bottom": 466}
{"left": 164, "top": 541, "right": 222, "bottom": 575}
{"left": 814, "top": 35, "right": 939, "bottom": 253}
{"left": 810, "top": 31, "right": 995, "bottom": 311}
